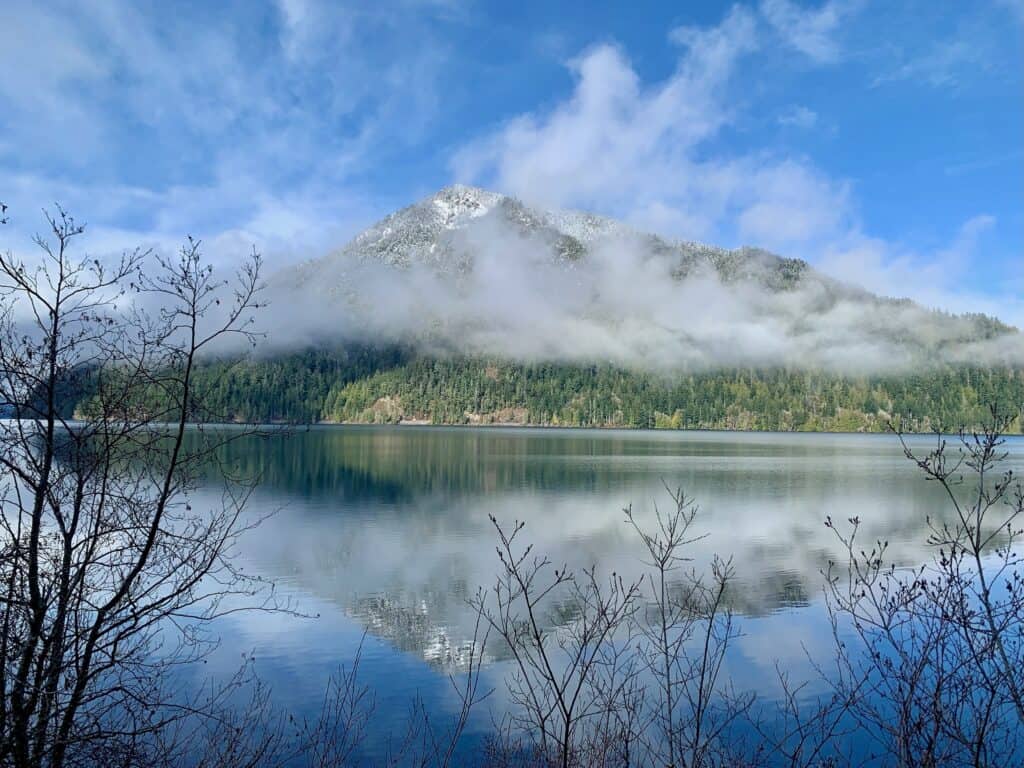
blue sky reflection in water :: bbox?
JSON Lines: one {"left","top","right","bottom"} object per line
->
{"left": 183, "top": 426, "right": 1024, "bottom": 762}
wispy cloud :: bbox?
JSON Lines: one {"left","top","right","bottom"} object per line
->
{"left": 872, "top": 39, "right": 991, "bottom": 90}
{"left": 819, "top": 216, "right": 1024, "bottom": 329}
{"left": 452, "top": 6, "right": 849, "bottom": 249}
{"left": 759, "top": 0, "right": 858, "bottom": 63}
{"left": 0, "top": 0, "right": 459, "bottom": 266}
{"left": 944, "top": 150, "right": 1024, "bottom": 177}
{"left": 777, "top": 105, "right": 819, "bottom": 128}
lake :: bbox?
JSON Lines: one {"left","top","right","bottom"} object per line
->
{"left": 192, "top": 426, "right": 1024, "bottom": 762}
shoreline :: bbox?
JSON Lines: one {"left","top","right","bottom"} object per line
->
{"left": 186, "top": 418, "right": 1023, "bottom": 438}
{"left": 49, "top": 417, "right": 1023, "bottom": 438}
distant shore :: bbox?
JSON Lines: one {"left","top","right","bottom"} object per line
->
{"left": 236, "top": 419, "right": 1023, "bottom": 437}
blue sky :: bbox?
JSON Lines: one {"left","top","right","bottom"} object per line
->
{"left": 1, "top": 0, "right": 1022, "bottom": 324}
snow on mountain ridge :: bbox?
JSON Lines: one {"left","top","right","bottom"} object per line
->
{"left": 284, "top": 184, "right": 816, "bottom": 295}
{"left": 430, "top": 184, "right": 503, "bottom": 228}
{"left": 336, "top": 184, "right": 724, "bottom": 267}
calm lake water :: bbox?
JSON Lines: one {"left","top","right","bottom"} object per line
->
{"left": 193, "top": 426, "right": 1024, "bottom": 762}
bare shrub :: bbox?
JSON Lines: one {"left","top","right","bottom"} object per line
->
{"left": 815, "top": 413, "right": 1024, "bottom": 767}
{"left": 0, "top": 207, "right": 275, "bottom": 767}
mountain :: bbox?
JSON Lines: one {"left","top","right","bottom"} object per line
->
{"left": 271, "top": 185, "right": 1018, "bottom": 373}
{"left": 76, "top": 186, "right": 1023, "bottom": 433}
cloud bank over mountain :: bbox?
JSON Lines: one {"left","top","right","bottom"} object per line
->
{"left": 259, "top": 185, "right": 1022, "bottom": 374}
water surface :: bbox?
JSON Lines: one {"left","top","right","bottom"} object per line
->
{"left": 195, "top": 426, "right": 1024, "bottom": 759}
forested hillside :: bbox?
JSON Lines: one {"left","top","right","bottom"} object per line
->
{"left": 118, "top": 347, "right": 1024, "bottom": 433}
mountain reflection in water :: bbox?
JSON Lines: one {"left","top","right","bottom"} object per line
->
{"left": 185, "top": 426, "right": 1022, "bottom": 758}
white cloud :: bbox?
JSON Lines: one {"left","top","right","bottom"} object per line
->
{"left": 736, "top": 159, "right": 849, "bottom": 244}
{"left": 759, "top": 0, "right": 856, "bottom": 63}
{"left": 820, "top": 215, "right": 995, "bottom": 299}
{"left": 777, "top": 104, "right": 818, "bottom": 128}
{"left": 0, "top": 0, "right": 457, "bottom": 271}
{"left": 819, "top": 215, "right": 1024, "bottom": 329}
{"left": 1, "top": 164, "right": 379, "bottom": 276}
{"left": 452, "top": 6, "right": 851, "bottom": 249}
{"left": 872, "top": 39, "right": 990, "bottom": 90}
